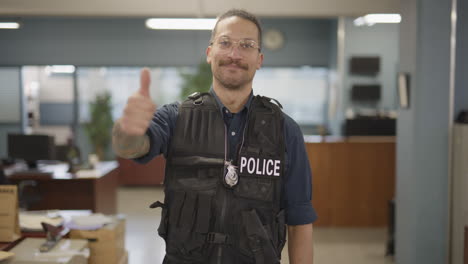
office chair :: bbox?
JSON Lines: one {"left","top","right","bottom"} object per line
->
{"left": 1, "top": 161, "right": 40, "bottom": 210}
{"left": 0, "top": 163, "right": 8, "bottom": 184}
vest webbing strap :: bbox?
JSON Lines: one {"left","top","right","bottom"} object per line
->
{"left": 195, "top": 194, "right": 212, "bottom": 233}
{"left": 242, "top": 210, "right": 265, "bottom": 264}
{"left": 171, "top": 191, "right": 186, "bottom": 227}
{"left": 179, "top": 192, "right": 197, "bottom": 231}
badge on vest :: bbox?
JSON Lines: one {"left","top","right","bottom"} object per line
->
{"left": 239, "top": 156, "right": 281, "bottom": 177}
{"left": 224, "top": 160, "right": 239, "bottom": 187}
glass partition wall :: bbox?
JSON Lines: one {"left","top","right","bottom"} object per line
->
{"left": 21, "top": 65, "right": 330, "bottom": 160}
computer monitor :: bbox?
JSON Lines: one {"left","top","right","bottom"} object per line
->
{"left": 351, "top": 84, "right": 381, "bottom": 101}
{"left": 7, "top": 134, "right": 55, "bottom": 169}
{"left": 350, "top": 56, "right": 380, "bottom": 75}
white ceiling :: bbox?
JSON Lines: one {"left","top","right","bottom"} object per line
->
{"left": 0, "top": 0, "right": 400, "bottom": 18}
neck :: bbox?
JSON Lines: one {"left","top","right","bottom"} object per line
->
{"left": 212, "top": 80, "right": 252, "bottom": 113}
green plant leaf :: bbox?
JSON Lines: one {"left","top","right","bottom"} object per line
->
{"left": 179, "top": 62, "right": 212, "bottom": 100}
{"left": 84, "top": 91, "right": 113, "bottom": 160}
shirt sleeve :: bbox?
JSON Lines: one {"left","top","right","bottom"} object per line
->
{"left": 133, "top": 102, "right": 179, "bottom": 164}
{"left": 282, "top": 113, "right": 318, "bottom": 225}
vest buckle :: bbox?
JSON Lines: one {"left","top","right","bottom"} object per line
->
{"left": 193, "top": 97, "right": 203, "bottom": 105}
{"left": 188, "top": 92, "right": 204, "bottom": 105}
{"left": 188, "top": 92, "right": 201, "bottom": 100}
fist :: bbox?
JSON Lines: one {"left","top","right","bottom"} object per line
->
{"left": 119, "top": 68, "right": 156, "bottom": 136}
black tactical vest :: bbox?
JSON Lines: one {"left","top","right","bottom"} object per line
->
{"left": 151, "top": 92, "right": 287, "bottom": 264}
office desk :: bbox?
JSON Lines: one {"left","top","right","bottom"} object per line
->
{"left": 6, "top": 238, "right": 89, "bottom": 264}
{"left": 6, "top": 162, "right": 119, "bottom": 214}
{"left": 0, "top": 237, "right": 24, "bottom": 251}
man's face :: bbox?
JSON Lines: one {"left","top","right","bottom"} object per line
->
{"left": 206, "top": 16, "right": 264, "bottom": 90}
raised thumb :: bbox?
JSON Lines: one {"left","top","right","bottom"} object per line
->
{"left": 139, "top": 68, "right": 151, "bottom": 97}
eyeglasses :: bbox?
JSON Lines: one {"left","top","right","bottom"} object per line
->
{"left": 211, "top": 36, "right": 261, "bottom": 53}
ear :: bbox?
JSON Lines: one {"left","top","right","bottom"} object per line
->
{"left": 256, "top": 52, "right": 264, "bottom": 70}
{"left": 206, "top": 46, "right": 212, "bottom": 64}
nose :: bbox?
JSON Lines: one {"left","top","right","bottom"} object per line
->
{"left": 227, "top": 44, "right": 243, "bottom": 59}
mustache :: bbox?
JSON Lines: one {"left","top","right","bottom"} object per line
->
{"left": 219, "top": 59, "right": 249, "bottom": 70}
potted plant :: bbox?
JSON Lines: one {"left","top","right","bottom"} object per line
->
{"left": 179, "top": 61, "right": 212, "bottom": 99}
{"left": 85, "top": 91, "right": 113, "bottom": 161}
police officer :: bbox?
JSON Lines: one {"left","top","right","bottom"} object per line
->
{"left": 112, "top": 9, "right": 316, "bottom": 264}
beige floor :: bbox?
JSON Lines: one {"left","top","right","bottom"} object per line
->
{"left": 117, "top": 186, "right": 395, "bottom": 264}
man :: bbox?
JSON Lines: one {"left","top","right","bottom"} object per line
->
{"left": 112, "top": 9, "right": 316, "bottom": 264}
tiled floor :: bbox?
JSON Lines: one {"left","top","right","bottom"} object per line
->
{"left": 117, "top": 186, "right": 395, "bottom": 264}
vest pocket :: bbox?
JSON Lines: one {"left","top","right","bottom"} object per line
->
{"left": 272, "top": 209, "right": 287, "bottom": 257}
{"left": 241, "top": 209, "right": 280, "bottom": 264}
{"left": 234, "top": 175, "right": 277, "bottom": 202}
{"left": 165, "top": 190, "right": 214, "bottom": 262}
{"left": 170, "top": 167, "right": 220, "bottom": 192}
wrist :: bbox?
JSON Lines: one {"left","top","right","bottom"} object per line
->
{"left": 112, "top": 121, "right": 150, "bottom": 159}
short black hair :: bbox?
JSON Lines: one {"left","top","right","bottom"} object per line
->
{"left": 211, "top": 9, "right": 262, "bottom": 51}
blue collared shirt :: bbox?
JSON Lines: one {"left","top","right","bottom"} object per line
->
{"left": 135, "top": 88, "right": 317, "bottom": 225}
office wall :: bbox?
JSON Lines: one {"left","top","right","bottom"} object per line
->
{"left": 328, "top": 18, "right": 399, "bottom": 135}
{"left": 0, "top": 17, "right": 333, "bottom": 67}
{"left": 0, "top": 17, "right": 334, "bottom": 159}
{"left": 396, "top": 0, "right": 452, "bottom": 263}
{"left": 455, "top": 0, "right": 468, "bottom": 117}
{"left": 343, "top": 18, "right": 399, "bottom": 110}
{"left": 326, "top": 19, "right": 339, "bottom": 132}
{"left": 23, "top": 66, "right": 75, "bottom": 126}
{"left": 452, "top": 2, "right": 468, "bottom": 263}
{"left": 0, "top": 67, "right": 23, "bottom": 158}
{"left": 261, "top": 19, "right": 332, "bottom": 67}
{"left": 0, "top": 0, "right": 400, "bottom": 17}
{"left": 0, "top": 68, "right": 22, "bottom": 122}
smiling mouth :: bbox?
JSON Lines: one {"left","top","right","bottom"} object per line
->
{"left": 222, "top": 63, "right": 249, "bottom": 71}
{"left": 219, "top": 59, "right": 248, "bottom": 70}
{"left": 224, "top": 64, "right": 243, "bottom": 69}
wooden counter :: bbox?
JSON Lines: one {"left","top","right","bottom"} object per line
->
{"left": 306, "top": 136, "right": 396, "bottom": 227}
{"left": 465, "top": 226, "right": 468, "bottom": 264}
{"left": 118, "top": 155, "right": 165, "bottom": 185}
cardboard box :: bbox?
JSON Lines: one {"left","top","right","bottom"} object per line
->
{"left": 8, "top": 238, "right": 89, "bottom": 264}
{"left": 118, "top": 250, "right": 128, "bottom": 264}
{"left": 0, "top": 185, "right": 20, "bottom": 242}
{"left": 88, "top": 248, "right": 125, "bottom": 264}
{"left": 69, "top": 216, "right": 125, "bottom": 264}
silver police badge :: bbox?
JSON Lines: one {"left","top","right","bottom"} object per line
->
{"left": 224, "top": 161, "right": 239, "bottom": 187}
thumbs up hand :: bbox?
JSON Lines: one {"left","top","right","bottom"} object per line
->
{"left": 139, "top": 67, "right": 151, "bottom": 98}
{"left": 118, "top": 68, "right": 157, "bottom": 136}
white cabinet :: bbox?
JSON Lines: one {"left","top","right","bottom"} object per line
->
{"left": 451, "top": 124, "right": 468, "bottom": 264}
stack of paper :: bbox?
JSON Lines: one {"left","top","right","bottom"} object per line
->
{"left": 66, "top": 214, "right": 113, "bottom": 230}
{"left": 19, "top": 211, "right": 63, "bottom": 231}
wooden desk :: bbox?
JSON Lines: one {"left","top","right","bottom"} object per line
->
{"left": 6, "top": 162, "right": 119, "bottom": 214}
{"left": 0, "top": 237, "right": 24, "bottom": 251}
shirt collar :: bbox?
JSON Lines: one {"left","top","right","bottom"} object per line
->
{"left": 209, "top": 86, "right": 254, "bottom": 114}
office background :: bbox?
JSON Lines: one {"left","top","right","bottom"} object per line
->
{"left": 0, "top": 17, "right": 400, "bottom": 156}
{"left": 0, "top": 0, "right": 467, "bottom": 263}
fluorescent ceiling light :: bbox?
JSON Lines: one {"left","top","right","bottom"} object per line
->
{"left": 45, "top": 65, "right": 76, "bottom": 75}
{"left": 146, "top": 18, "right": 216, "bottom": 30}
{"left": 0, "top": 22, "right": 21, "bottom": 29}
{"left": 354, "top": 14, "right": 401, "bottom": 26}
